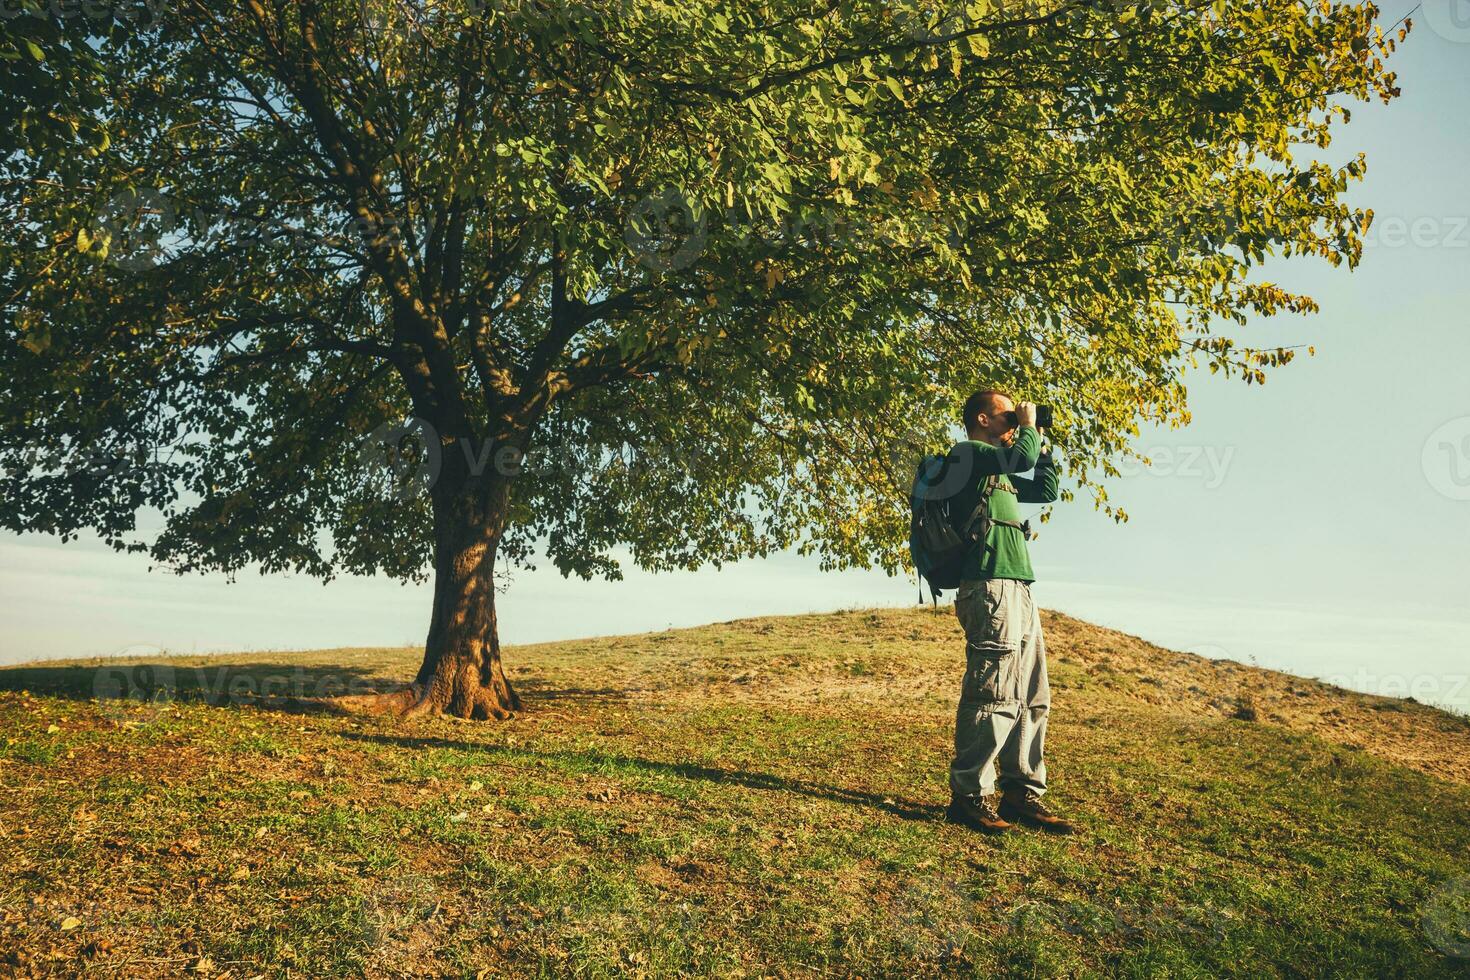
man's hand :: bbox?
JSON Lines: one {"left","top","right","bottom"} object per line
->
{"left": 1015, "top": 402, "right": 1038, "bottom": 428}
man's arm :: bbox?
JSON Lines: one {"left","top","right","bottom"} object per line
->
{"left": 982, "top": 425, "right": 1043, "bottom": 475}
{"left": 1012, "top": 448, "right": 1060, "bottom": 503}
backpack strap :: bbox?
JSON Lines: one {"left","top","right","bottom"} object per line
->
{"left": 956, "top": 474, "right": 1000, "bottom": 539}
{"left": 990, "top": 517, "right": 1033, "bottom": 539}
{"left": 968, "top": 476, "right": 1037, "bottom": 571}
{"left": 985, "top": 479, "right": 1032, "bottom": 538}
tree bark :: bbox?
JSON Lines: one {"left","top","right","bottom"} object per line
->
{"left": 406, "top": 489, "right": 522, "bottom": 720}
{"left": 334, "top": 462, "right": 523, "bottom": 721}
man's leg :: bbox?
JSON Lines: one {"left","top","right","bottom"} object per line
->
{"left": 995, "top": 582, "right": 1049, "bottom": 796}
{"left": 995, "top": 586, "right": 1074, "bottom": 833}
{"left": 949, "top": 579, "right": 1025, "bottom": 800}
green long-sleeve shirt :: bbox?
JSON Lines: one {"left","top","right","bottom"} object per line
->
{"left": 946, "top": 426, "right": 1060, "bottom": 583}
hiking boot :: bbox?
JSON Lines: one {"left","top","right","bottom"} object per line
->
{"left": 998, "top": 787, "right": 1076, "bottom": 834}
{"left": 944, "top": 793, "right": 1014, "bottom": 835}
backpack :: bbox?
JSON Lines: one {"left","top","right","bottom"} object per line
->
{"left": 908, "top": 450, "right": 1030, "bottom": 606}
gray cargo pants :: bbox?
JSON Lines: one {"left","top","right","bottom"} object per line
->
{"left": 949, "top": 577, "right": 1051, "bottom": 800}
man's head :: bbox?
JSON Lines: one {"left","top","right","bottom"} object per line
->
{"left": 963, "top": 389, "right": 1016, "bottom": 445}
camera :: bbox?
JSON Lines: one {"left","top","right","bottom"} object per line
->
{"left": 1002, "top": 405, "right": 1054, "bottom": 428}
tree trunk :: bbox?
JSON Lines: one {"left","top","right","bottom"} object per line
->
{"left": 336, "top": 468, "right": 523, "bottom": 721}
{"left": 407, "top": 497, "right": 522, "bottom": 719}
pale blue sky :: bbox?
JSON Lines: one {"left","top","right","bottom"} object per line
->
{"left": 2, "top": 15, "right": 1467, "bottom": 712}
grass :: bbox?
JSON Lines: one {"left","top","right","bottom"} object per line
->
{"left": 1, "top": 605, "right": 1468, "bottom": 977}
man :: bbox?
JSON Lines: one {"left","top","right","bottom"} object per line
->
{"left": 943, "top": 389, "right": 1075, "bottom": 836}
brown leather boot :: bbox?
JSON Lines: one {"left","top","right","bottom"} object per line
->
{"left": 944, "top": 793, "right": 1014, "bottom": 835}
{"left": 998, "top": 787, "right": 1076, "bottom": 834}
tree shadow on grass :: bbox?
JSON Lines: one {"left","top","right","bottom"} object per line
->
{"left": 0, "top": 660, "right": 403, "bottom": 715}
{"left": 337, "top": 731, "right": 945, "bottom": 823}
{"left": 0, "top": 663, "right": 665, "bottom": 716}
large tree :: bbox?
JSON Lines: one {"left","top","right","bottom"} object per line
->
{"left": 1, "top": 0, "right": 1402, "bottom": 717}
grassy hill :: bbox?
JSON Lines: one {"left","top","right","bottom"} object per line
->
{"left": 2, "top": 606, "right": 1469, "bottom": 978}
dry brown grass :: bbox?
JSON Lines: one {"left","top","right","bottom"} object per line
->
{"left": 2, "top": 604, "right": 1467, "bottom": 977}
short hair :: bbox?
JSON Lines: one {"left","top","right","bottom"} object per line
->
{"left": 962, "top": 389, "right": 1012, "bottom": 432}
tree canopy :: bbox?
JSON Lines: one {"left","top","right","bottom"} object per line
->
{"left": 0, "top": 0, "right": 1403, "bottom": 712}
